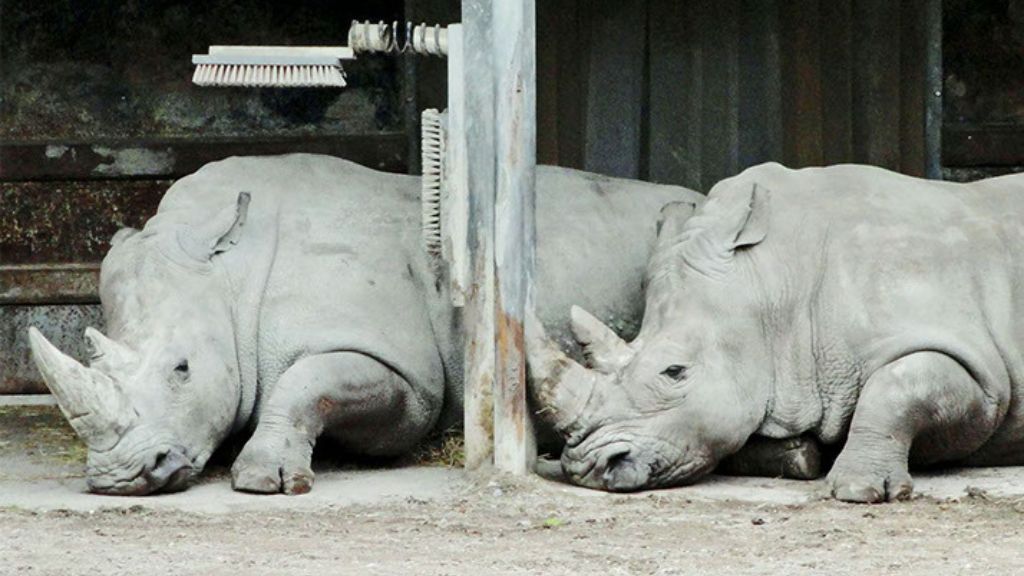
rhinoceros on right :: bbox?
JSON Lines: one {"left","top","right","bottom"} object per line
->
{"left": 528, "top": 161, "right": 1024, "bottom": 503}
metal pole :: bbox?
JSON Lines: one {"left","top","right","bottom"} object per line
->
{"left": 460, "top": 0, "right": 537, "bottom": 473}
{"left": 492, "top": 0, "right": 537, "bottom": 474}
{"left": 461, "top": 0, "right": 497, "bottom": 470}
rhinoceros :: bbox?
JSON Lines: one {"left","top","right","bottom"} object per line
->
{"left": 28, "top": 153, "right": 709, "bottom": 496}
{"left": 528, "top": 161, "right": 1024, "bottom": 502}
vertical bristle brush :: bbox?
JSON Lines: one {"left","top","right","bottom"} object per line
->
{"left": 421, "top": 108, "right": 445, "bottom": 257}
{"left": 192, "top": 24, "right": 452, "bottom": 260}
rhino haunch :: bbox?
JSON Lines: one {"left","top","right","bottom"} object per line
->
{"left": 530, "top": 162, "right": 1024, "bottom": 502}
{"left": 29, "top": 153, "right": 703, "bottom": 496}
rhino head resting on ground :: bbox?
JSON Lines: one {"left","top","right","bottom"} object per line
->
{"left": 30, "top": 154, "right": 715, "bottom": 496}
{"left": 529, "top": 162, "right": 1024, "bottom": 502}
{"left": 28, "top": 197, "right": 251, "bottom": 494}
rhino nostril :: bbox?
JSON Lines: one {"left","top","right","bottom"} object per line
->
{"left": 153, "top": 451, "right": 169, "bottom": 471}
{"left": 145, "top": 448, "right": 193, "bottom": 492}
{"left": 599, "top": 447, "right": 632, "bottom": 478}
{"left": 608, "top": 450, "right": 630, "bottom": 468}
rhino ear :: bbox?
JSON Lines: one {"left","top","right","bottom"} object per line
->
{"left": 731, "top": 183, "right": 769, "bottom": 249}
{"left": 179, "top": 192, "right": 251, "bottom": 261}
{"left": 655, "top": 201, "right": 698, "bottom": 249}
{"left": 709, "top": 183, "right": 769, "bottom": 250}
{"left": 677, "top": 183, "right": 769, "bottom": 278}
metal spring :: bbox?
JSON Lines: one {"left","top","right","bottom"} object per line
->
{"left": 348, "top": 20, "right": 448, "bottom": 56}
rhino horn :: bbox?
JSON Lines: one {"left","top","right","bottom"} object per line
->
{"left": 84, "top": 326, "right": 138, "bottom": 366}
{"left": 525, "top": 309, "right": 598, "bottom": 434}
{"left": 569, "top": 306, "right": 632, "bottom": 373}
{"left": 28, "top": 327, "right": 135, "bottom": 451}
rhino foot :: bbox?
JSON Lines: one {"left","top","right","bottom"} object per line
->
{"left": 825, "top": 457, "right": 913, "bottom": 503}
{"left": 231, "top": 434, "right": 314, "bottom": 495}
{"left": 824, "top": 352, "right": 1002, "bottom": 504}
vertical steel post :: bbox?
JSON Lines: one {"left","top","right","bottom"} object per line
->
{"left": 492, "top": 0, "right": 537, "bottom": 473}
{"left": 460, "top": 0, "right": 498, "bottom": 470}
{"left": 460, "top": 0, "right": 536, "bottom": 473}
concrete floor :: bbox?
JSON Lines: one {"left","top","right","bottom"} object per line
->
{"left": 4, "top": 400, "right": 1024, "bottom": 513}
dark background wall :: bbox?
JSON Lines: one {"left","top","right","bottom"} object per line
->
{"left": 2, "top": 0, "right": 1023, "bottom": 392}
{"left": 0, "top": 0, "right": 410, "bottom": 392}
{"left": 943, "top": 0, "right": 1024, "bottom": 181}
{"left": 535, "top": 0, "right": 942, "bottom": 192}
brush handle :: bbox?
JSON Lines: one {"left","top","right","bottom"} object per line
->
{"left": 192, "top": 54, "right": 342, "bottom": 66}
{"left": 209, "top": 46, "right": 354, "bottom": 58}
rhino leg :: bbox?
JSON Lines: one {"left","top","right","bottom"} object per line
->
{"left": 231, "top": 351, "right": 438, "bottom": 495}
{"left": 826, "top": 352, "right": 998, "bottom": 503}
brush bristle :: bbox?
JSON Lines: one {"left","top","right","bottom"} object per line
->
{"left": 421, "top": 108, "right": 445, "bottom": 257}
{"left": 192, "top": 64, "right": 346, "bottom": 87}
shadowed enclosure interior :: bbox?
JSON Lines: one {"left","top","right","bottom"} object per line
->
{"left": 2, "top": 0, "right": 1023, "bottom": 393}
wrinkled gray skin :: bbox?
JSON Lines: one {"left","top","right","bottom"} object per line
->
{"left": 528, "top": 162, "right": 1024, "bottom": 502}
{"left": 29, "top": 153, "right": 710, "bottom": 496}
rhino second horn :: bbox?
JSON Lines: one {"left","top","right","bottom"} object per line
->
{"left": 569, "top": 305, "right": 632, "bottom": 373}
{"left": 84, "top": 326, "right": 138, "bottom": 366}
{"left": 524, "top": 310, "right": 597, "bottom": 434}
{"left": 28, "top": 327, "right": 135, "bottom": 451}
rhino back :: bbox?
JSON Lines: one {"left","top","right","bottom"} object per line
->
{"left": 161, "top": 154, "right": 450, "bottom": 424}
{"left": 721, "top": 163, "right": 1024, "bottom": 451}
{"left": 534, "top": 166, "right": 703, "bottom": 356}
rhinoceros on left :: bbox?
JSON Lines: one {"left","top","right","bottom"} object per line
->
{"left": 28, "top": 153, "right": 705, "bottom": 496}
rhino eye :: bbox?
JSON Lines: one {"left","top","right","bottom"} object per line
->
{"left": 661, "top": 364, "right": 687, "bottom": 381}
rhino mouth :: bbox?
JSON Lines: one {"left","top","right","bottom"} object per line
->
{"left": 564, "top": 453, "right": 712, "bottom": 492}
{"left": 561, "top": 433, "right": 714, "bottom": 492}
{"left": 87, "top": 447, "right": 198, "bottom": 496}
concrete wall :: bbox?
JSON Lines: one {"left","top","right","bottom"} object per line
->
{"left": 0, "top": 0, "right": 408, "bottom": 392}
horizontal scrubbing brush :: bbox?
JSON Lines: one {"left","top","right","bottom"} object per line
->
{"left": 191, "top": 21, "right": 448, "bottom": 89}
{"left": 191, "top": 46, "right": 354, "bottom": 88}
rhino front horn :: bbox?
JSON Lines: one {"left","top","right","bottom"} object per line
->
{"left": 28, "top": 327, "right": 135, "bottom": 451}
{"left": 525, "top": 309, "right": 598, "bottom": 435}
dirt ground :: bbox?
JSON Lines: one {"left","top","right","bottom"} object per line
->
{"left": 3, "top": 404, "right": 1024, "bottom": 575}
{"left": 3, "top": 473, "right": 1023, "bottom": 576}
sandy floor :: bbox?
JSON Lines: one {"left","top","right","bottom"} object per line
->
{"left": 3, "top": 474, "right": 1024, "bottom": 576}
{"left": 3, "top": 404, "right": 1024, "bottom": 575}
